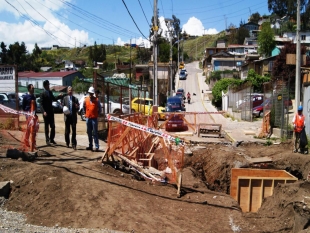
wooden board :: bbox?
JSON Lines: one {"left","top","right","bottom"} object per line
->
{"left": 231, "top": 168, "right": 297, "bottom": 212}
{"left": 248, "top": 157, "right": 272, "bottom": 164}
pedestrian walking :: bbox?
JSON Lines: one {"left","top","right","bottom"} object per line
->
{"left": 40, "top": 80, "right": 63, "bottom": 145}
{"left": 83, "top": 86, "right": 101, "bottom": 152}
{"left": 62, "top": 86, "right": 79, "bottom": 150}
{"left": 292, "top": 105, "right": 306, "bottom": 153}
{"left": 22, "top": 84, "right": 37, "bottom": 147}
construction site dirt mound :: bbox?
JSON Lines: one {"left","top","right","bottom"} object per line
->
{"left": 1, "top": 130, "right": 310, "bottom": 232}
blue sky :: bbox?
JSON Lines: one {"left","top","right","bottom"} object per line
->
{"left": 0, "top": 0, "right": 270, "bottom": 51}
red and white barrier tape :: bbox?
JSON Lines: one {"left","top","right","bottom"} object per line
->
{"left": 107, "top": 114, "right": 184, "bottom": 145}
{"left": 0, "top": 104, "right": 35, "bottom": 117}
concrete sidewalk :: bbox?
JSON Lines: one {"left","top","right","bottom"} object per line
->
{"left": 196, "top": 69, "right": 265, "bottom": 143}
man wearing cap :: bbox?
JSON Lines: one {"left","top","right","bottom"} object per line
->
{"left": 62, "top": 86, "right": 79, "bottom": 150}
{"left": 40, "top": 80, "right": 63, "bottom": 145}
{"left": 83, "top": 86, "right": 102, "bottom": 151}
{"left": 292, "top": 105, "right": 306, "bottom": 153}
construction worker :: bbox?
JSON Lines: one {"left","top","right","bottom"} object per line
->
{"left": 83, "top": 87, "right": 101, "bottom": 152}
{"left": 292, "top": 105, "right": 306, "bottom": 153}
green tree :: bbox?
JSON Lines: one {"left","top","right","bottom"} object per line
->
{"left": 236, "top": 27, "right": 250, "bottom": 45}
{"left": 258, "top": 22, "right": 275, "bottom": 57}
{"left": 212, "top": 78, "right": 242, "bottom": 103}
{"left": 249, "top": 12, "right": 261, "bottom": 23}
{"left": 72, "top": 76, "right": 88, "bottom": 94}
{"left": 0, "top": 42, "right": 8, "bottom": 64}
{"left": 245, "top": 69, "right": 271, "bottom": 92}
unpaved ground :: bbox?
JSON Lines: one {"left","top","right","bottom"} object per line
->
{"left": 1, "top": 115, "right": 310, "bottom": 232}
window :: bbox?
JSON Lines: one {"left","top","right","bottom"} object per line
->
{"left": 268, "top": 61, "right": 274, "bottom": 71}
{"left": 301, "top": 35, "right": 306, "bottom": 40}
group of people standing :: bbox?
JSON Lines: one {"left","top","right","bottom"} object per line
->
{"left": 22, "top": 80, "right": 101, "bottom": 152}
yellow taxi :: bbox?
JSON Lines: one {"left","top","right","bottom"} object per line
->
{"left": 131, "top": 97, "right": 165, "bottom": 120}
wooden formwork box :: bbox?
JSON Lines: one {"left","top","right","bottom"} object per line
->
{"left": 197, "top": 123, "right": 222, "bottom": 138}
{"left": 230, "top": 168, "right": 297, "bottom": 212}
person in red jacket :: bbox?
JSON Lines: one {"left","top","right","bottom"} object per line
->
{"left": 292, "top": 105, "right": 305, "bottom": 153}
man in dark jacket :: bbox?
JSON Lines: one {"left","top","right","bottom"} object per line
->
{"left": 62, "top": 86, "right": 79, "bottom": 149}
{"left": 40, "top": 80, "right": 62, "bottom": 145}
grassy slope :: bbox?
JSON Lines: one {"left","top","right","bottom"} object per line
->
{"left": 43, "top": 32, "right": 224, "bottom": 65}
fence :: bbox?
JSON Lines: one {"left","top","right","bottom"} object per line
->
{"left": 263, "top": 81, "right": 293, "bottom": 139}
{"left": 226, "top": 83, "right": 253, "bottom": 122}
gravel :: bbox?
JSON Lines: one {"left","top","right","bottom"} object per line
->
{"left": 0, "top": 198, "right": 125, "bottom": 233}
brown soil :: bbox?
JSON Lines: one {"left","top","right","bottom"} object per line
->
{"left": 1, "top": 125, "right": 310, "bottom": 232}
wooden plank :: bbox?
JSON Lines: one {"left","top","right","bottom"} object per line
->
{"left": 238, "top": 179, "right": 250, "bottom": 212}
{"left": 248, "top": 157, "right": 273, "bottom": 164}
{"left": 108, "top": 127, "right": 131, "bottom": 156}
{"left": 250, "top": 179, "right": 262, "bottom": 212}
{"left": 263, "top": 180, "right": 273, "bottom": 198}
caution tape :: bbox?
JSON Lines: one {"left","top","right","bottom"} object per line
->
{"left": 0, "top": 104, "right": 35, "bottom": 117}
{"left": 154, "top": 111, "right": 225, "bottom": 115}
{"left": 107, "top": 114, "right": 184, "bottom": 145}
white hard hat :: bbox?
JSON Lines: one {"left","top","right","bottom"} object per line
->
{"left": 63, "top": 106, "right": 70, "bottom": 115}
{"left": 88, "top": 87, "right": 95, "bottom": 94}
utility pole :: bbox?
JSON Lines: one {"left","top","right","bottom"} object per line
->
{"left": 165, "top": 18, "right": 174, "bottom": 96}
{"left": 153, "top": 0, "right": 158, "bottom": 106}
{"left": 177, "top": 33, "right": 179, "bottom": 73}
{"left": 130, "top": 38, "right": 132, "bottom": 84}
{"left": 295, "top": 0, "right": 301, "bottom": 106}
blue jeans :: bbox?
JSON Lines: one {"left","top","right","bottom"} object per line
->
{"left": 86, "top": 118, "right": 99, "bottom": 149}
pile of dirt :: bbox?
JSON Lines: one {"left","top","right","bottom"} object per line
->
{"left": 1, "top": 130, "right": 310, "bottom": 232}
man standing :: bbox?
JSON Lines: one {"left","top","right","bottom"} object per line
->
{"left": 83, "top": 86, "right": 101, "bottom": 151}
{"left": 40, "top": 80, "right": 62, "bottom": 145}
{"left": 62, "top": 86, "right": 79, "bottom": 150}
{"left": 292, "top": 105, "right": 305, "bottom": 153}
{"left": 22, "top": 84, "right": 36, "bottom": 147}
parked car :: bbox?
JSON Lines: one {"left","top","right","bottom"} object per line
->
{"left": 252, "top": 98, "right": 293, "bottom": 117}
{"left": 179, "top": 71, "right": 187, "bottom": 80}
{"left": 176, "top": 88, "right": 185, "bottom": 97}
{"left": 181, "top": 68, "right": 188, "bottom": 76}
{"left": 131, "top": 97, "right": 154, "bottom": 115}
{"left": 165, "top": 96, "right": 188, "bottom": 132}
{"left": 238, "top": 94, "right": 264, "bottom": 109}
{"left": 35, "top": 97, "right": 63, "bottom": 113}
{"left": 36, "top": 98, "right": 41, "bottom": 113}
{"left": 175, "top": 91, "right": 186, "bottom": 109}
{"left": 52, "top": 100, "right": 63, "bottom": 113}
{"left": 0, "top": 93, "right": 18, "bottom": 110}
{"left": 78, "top": 95, "right": 130, "bottom": 121}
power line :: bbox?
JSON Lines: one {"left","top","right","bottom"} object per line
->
{"left": 24, "top": 0, "right": 85, "bottom": 46}
{"left": 138, "top": 0, "right": 150, "bottom": 26}
{"left": 57, "top": 0, "right": 141, "bottom": 38}
{"left": 6, "top": 0, "right": 67, "bottom": 47}
{"left": 160, "top": 0, "right": 165, "bottom": 18}
{"left": 33, "top": 0, "right": 113, "bottom": 42}
{"left": 121, "top": 0, "right": 149, "bottom": 40}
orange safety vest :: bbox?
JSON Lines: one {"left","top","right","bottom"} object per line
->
{"left": 294, "top": 113, "right": 305, "bottom": 132}
{"left": 85, "top": 96, "right": 99, "bottom": 119}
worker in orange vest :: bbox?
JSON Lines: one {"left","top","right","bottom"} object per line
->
{"left": 83, "top": 87, "right": 101, "bottom": 152}
{"left": 292, "top": 105, "right": 306, "bottom": 153}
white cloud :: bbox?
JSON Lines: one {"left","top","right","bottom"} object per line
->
{"left": 115, "top": 37, "right": 150, "bottom": 48}
{"left": 182, "top": 17, "right": 218, "bottom": 36}
{"left": 0, "top": 0, "right": 90, "bottom": 51}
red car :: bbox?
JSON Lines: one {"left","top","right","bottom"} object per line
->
{"left": 165, "top": 96, "right": 188, "bottom": 132}
{"left": 252, "top": 98, "right": 293, "bottom": 117}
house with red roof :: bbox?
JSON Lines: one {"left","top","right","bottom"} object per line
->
{"left": 18, "top": 71, "right": 86, "bottom": 90}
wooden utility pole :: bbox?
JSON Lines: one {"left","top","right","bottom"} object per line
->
{"left": 153, "top": 0, "right": 158, "bottom": 106}
{"left": 295, "top": 0, "right": 301, "bottom": 106}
